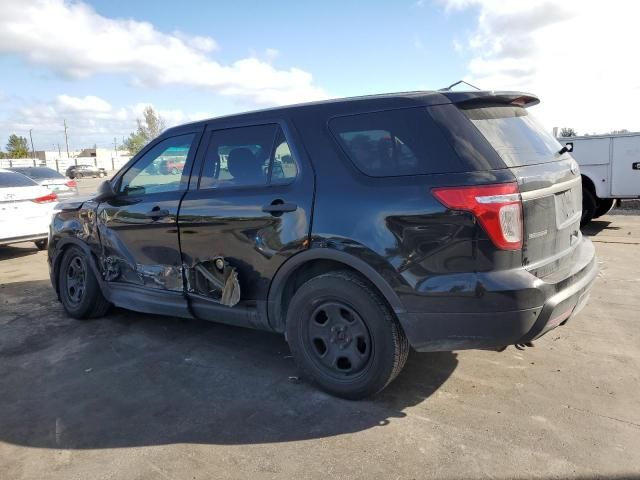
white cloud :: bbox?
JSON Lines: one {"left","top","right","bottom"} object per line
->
{"left": 442, "top": 0, "right": 640, "bottom": 134}
{"left": 0, "top": 0, "right": 327, "bottom": 106}
{"left": 0, "top": 95, "right": 213, "bottom": 150}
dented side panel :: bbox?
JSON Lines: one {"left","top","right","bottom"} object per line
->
{"left": 95, "top": 193, "right": 185, "bottom": 291}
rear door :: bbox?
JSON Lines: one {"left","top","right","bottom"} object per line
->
{"left": 96, "top": 132, "right": 199, "bottom": 308}
{"left": 461, "top": 105, "right": 582, "bottom": 277}
{"left": 178, "top": 121, "right": 314, "bottom": 325}
{"left": 611, "top": 135, "right": 640, "bottom": 196}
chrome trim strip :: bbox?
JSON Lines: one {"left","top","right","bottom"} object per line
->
{"left": 475, "top": 193, "right": 521, "bottom": 204}
{"left": 520, "top": 176, "right": 580, "bottom": 201}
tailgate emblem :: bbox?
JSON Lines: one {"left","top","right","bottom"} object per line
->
{"left": 528, "top": 229, "right": 548, "bottom": 240}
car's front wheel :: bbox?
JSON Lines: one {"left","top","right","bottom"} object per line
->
{"left": 286, "top": 270, "right": 409, "bottom": 399}
{"left": 58, "top": 246, "right": 110, "bottom": 319}
{"left": 34, "top": 239, "right": 48, "bottom": 250}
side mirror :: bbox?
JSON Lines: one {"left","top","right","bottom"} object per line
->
{"left": 95, "top": 180, "right": 116, "bottom": 201}
{"left": 565, "top": 142, "right": 573, "bottom": 152}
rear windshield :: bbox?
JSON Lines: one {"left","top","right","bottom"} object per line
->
{"left": 329, "top": 107, "right": 471, "bottom": 177}
{"left": 463, "top": 106, "right": 565, "bottom": 166}
{"left": 0, "top": 171, "right": 37, "bottom": 187}
{"left": 11, "top": 167, "right": 65, "bottom": 180}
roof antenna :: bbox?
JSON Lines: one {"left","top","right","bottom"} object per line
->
{"left": 439, "top": 80, "right": 481, "bottom": 91}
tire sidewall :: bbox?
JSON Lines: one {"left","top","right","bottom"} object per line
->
{"left": 58, "top": 246, "right": 97, "bottom": 318}
{"left": 286, "top": 274, "right": 398, "bottom": 398}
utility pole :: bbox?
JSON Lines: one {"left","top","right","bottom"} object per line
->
{"left": 56, "top": 143, "right": 62, "bottom": 173}
{"left": 63, "top": 119, "right": 73, "bottom": 165}
{"left": 29, "top": 129, "right": 36, "bottom": 166}
{"left": 113, "top": 137, "right": 118, "bottom": 171}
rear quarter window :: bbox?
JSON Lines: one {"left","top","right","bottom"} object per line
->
{"left": 329, "top": 107, "right": 476, "bottom": 177}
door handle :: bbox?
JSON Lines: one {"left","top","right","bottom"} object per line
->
{"left": 144, "top": 207, "right": 171, "bottom": 219}
{"left": 262, "top": 201, "right": 298, "bottom": 214}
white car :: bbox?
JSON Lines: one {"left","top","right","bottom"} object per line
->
{"left": 0, "top": 168, "right": 58, "bottom": 250}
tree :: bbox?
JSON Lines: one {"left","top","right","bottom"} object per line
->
{"left": 559, "top": 128, "right": 577, "bottom": 138}
{"left": 6, "top": 134, "right": 29, "bottom": 158}
{"left": 123, "top": 106, "right": 166, "bottom": 155}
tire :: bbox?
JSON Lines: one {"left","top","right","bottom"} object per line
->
{"left": 34, "top": 239, "right": 48, "bottom": 251}
{"left": 581, "top": 188, "right": 597, "bottom": 227}
{"left": 286, "top": 270, "right": 409, "bottom": 399}
{"left": 58, "top": 246, "right": 110, "bottom": 319}
{"left": 171, "top": 167, "right": 179, "bottom": 175}
{"left": 593, "top": 198, "right": 616, "bottom": 219}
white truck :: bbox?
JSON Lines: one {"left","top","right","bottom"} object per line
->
{"left": 558, "top": 132, "right": 640, "bottom": 225}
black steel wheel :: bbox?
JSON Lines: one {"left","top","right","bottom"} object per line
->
{"left": 58, "top": 246, "right": 110, "bottom": 319}
{"left": 303, "top": 301, "right": 372, "bottom": 378}
{"left": 286, "top": 270, "right": 409, "bottom": 399}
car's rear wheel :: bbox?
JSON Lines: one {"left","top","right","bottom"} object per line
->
{"left": 58, "top": 246, "right": 110, "bottom": 319}
{"left": 286, "top": 270, "right": 409, "bottom": 399}
{"left": 581, "top": 188, "right": 597, "bottom": 227}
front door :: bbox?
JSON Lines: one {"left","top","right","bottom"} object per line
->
{"left": 96, "top": 132, "right": 199, "bottom": 315}
{"left": 178, "top": 122, "right": 314, "bottom": 327}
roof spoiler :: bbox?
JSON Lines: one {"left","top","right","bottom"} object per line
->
{"left": 442, "top": 91, "right": 540, "bottom": 108}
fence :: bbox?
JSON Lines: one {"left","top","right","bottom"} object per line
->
{"left": 0, "top": 155, "right": 131, "bottom": 174}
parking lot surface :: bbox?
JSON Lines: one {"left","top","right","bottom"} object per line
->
{"left": 1, "top": 177, "right": 639, "bottom": 479}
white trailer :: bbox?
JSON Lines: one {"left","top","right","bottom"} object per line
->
{"left": 558, "top": 132, "right": 640, "bottom": 224}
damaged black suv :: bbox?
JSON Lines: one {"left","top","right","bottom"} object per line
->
{"left": 49, "top": 91, "right": 597, "bottom": 399}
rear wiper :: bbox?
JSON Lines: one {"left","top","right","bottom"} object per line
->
{"left": 557, "top": 143, "right": 573, "bottom": 155}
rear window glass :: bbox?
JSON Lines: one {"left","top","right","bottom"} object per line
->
{"left": 11, "top": 167, "right": 65, "bottom": 180}
{"left": 0, "top": 171, "right": 37, "bottom": 187}
{"left": 329, "top": 107, "right": 468, "bottom": 177}
{"left": 463, "top": 106, "right": 565, "bottom": 166}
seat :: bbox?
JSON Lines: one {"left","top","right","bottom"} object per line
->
{"left": 227, "top": 147, "right": 265, "bottom": 185}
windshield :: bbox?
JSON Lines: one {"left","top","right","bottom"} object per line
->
{"left": 463, "top": 106, "right": 564, "bottom": 166}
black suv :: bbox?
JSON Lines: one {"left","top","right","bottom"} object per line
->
{"left": 65, "top": 164, "right": 107, "bottom": 179}
{"left": 49, "top": 91, "right": 597, "bottom": 399}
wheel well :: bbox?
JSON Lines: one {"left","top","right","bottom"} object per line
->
{"left": 276, "top": 259, "right": 393, "bottom": 332}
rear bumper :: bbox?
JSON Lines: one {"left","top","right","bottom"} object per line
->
{"left": 400, "top": 238, "right": 598, "bottom": 351}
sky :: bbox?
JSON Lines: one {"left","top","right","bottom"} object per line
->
{"left": 0, "top": 0, "right": 638, "bottom": 152}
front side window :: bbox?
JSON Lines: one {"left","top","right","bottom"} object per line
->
{"left": 119, "top": 134, "right": 195, "bottom": 196}
{"left": 200, "top": 124, "right": 297, "bottom": 189}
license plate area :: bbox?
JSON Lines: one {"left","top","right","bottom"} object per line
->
{"left": 554, "top": 187, "right": 581, "bottom": 229}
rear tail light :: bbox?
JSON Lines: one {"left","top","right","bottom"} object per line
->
{"left": 432, "top": 183, "right": 523, "bottom": 250}
{"left": 66, "top": 179, "right": 77, "bottom": 188}
{"left": 32, "top": 192, "right": 58, "bottom": 204}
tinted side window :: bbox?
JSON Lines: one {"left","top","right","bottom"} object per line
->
{"left": 200, "top": 124, "right": 297, "bottom": 189}
{"left": 329, "top": 107, "right": 468, "bottom": 177}
{"left": 119, "top": 134, "right": 195, "bottom": 196}
{"left": 270, "top": 129, "right": 298, "bottom": 184}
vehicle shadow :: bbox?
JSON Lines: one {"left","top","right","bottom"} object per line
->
{"left": 0, "top": 244, "right": 41, "bottom": 261}
{"left": 581, "top": 220, "right": 619, "bottom": 236}
{"left": 0, "top": 279, "right": 458, "bottom": 449}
